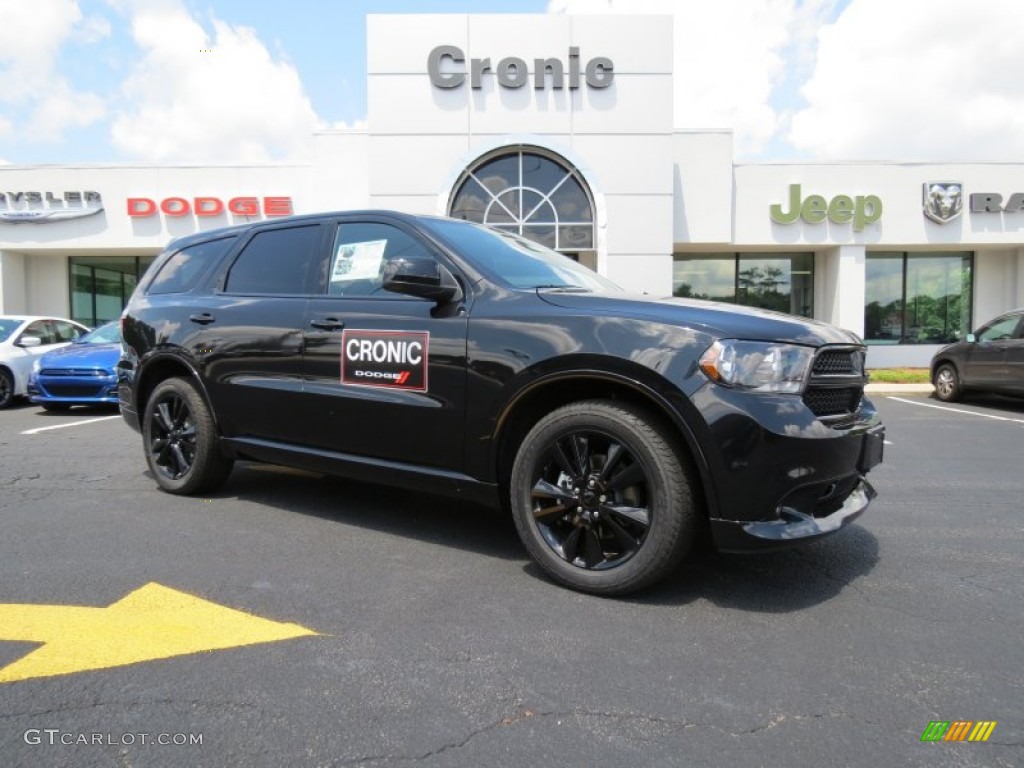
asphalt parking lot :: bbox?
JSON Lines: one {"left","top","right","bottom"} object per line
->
{"left": 0, "top": 395, "right": 1021, "bottom": 767}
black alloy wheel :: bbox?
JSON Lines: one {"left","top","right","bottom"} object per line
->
{"left": 143, "top": 377, "right": 233, "bottom": 494}
{"left": 0, "top": 369, "right": 13, "bottom": 409}
{"left": 510, "top": 400, "right": 696, "bottom": 596}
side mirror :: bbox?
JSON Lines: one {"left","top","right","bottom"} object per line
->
{"left": 966, "top": 333, "right": 976, "bottom": 343}
{"left": 383, "top": 257, "right": 462, "bottom": 303}
{"left": 17, "top": 336, "right": 42, "bottom": 348}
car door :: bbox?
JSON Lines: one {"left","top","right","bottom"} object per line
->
{"left": 962, "top": 313, "right": 1020, "bottom": 388}
{"left": 196, "top": 221, "right": 330, "bottom": 444}
{"left": 300, "top": 217, "right": 469, "bottom": 471}
{"left": 999, "top": 314, "right": 1024, "bottom": 395}
{"left": 10, "top": 320, "right": 63, "bottom": 392}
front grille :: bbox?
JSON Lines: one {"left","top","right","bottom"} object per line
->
{"left": 802, "top": 346, "right": 866, "bottom": 422}
{"left": 812, "top": 350, "right": 859, "bottom": 375}
{"left": 803, "top": 387, "right": 862, "bottom": 417}
{"left": 44, "top": 384, "right": 105, "bottom": 397}
{"left": 40, "top": 368, "right": 106, "bottom": 377}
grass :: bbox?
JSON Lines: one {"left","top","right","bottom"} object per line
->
{"left": 868, "top": 367, "right": 931, "bottom": 384}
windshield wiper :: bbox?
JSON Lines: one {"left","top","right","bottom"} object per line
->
{"left": 533, "top": 285, "right": 592, "bottom": 293}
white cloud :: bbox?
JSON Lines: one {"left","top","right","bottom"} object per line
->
{"left": 110, "top": 2, "right": 322, "bottom": 163}
{"left": 790, "top": 0, "right": 1024, "bottom": 161}
{"left": 26, "top": 84, "right": 106, "bottom": 142}
{"left": 547, "top": 0, "right": 838, "bottom": 158}
{"left": 0, "top": 0, "right": 107, "bottom": 144}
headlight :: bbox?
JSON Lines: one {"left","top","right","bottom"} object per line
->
{"left": 698, "top": 339, "right": 814, "bottom": 394}
{"left": 31, "top": 358, "right": 43, "bottom": 374}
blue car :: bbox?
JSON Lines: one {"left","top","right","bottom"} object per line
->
{"left": 28, "top": 321, "right": 121, "bottom": 410}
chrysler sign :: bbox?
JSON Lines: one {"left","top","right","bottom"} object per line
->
{"left": 0, "top": 190, "right": 103, "bottom": 223}
{"left": 428, "top": 45, "right": 614, "bottom": 90}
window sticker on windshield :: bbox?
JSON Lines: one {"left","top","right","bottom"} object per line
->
{"left": 331, "top": 239, "right": 387, "bottom": 282}
{"left": 341, "top": 329, "right": 429, "bottom": 392}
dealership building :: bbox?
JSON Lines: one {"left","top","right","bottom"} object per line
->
{"left": 1, "top": 13, "right": 1022, "bottom": 367}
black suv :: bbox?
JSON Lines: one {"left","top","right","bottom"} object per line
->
{"left": 119, "top": 211, "right": 884, "bottom": 595}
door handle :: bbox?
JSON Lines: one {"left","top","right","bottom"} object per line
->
{"left": 309, "top": 317, "right": 345, "bottom": 331}
{"left": 189, "top": 312, "right": 215, "bottom": 325}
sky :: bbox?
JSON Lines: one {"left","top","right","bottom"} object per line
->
{"left": 1, "top": 0, "right": 1023, "bottom": 166}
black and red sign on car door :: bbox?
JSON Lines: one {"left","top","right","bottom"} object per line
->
{"left": 341, "top": 329, "right": 429, "bottom": 392}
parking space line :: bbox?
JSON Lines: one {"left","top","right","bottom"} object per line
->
{"left": 887, "top": 396, "right": 1024, "bottom": 425}
{"left": 21, "top": 415, "right": 122, "bottom": 435}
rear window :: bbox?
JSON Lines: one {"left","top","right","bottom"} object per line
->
{"left": 148, "top": 237, "right": 237, "bottom": 295}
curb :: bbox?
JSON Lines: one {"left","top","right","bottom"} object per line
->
{"left": 864, "top": 383, "right": 934, "bottom": 395}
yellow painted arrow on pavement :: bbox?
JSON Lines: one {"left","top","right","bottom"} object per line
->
{"left": 0, "top": 582, "right": 318, "bottom": 683}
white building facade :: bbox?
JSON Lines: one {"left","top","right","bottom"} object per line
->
{"left": 1, "top": 14, "right": 1022, "bottom": 367}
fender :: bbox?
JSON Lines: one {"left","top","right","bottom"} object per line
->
{"left": 490, "top": 362, "right": 719, "bottom": 519}
{"left": 135, "top": 349, "right": 221, "bottom": 433}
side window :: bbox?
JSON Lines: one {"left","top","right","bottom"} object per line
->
{"left": 21, "top": 320, "right": 53, "bottom": 345}
{"left": 225, "top": 225, "right": 323, "bottom": 295}
{"left": 149, "top": 237, "right": 237, "bottom": 295}
{"left": 327, "top": 222, "right": 435, "bottom": 297}
{"left": 978, "top": 315, "right": 1020, "bottom": 342}
{"left": 51, "top": 321, "right": 82, "bottom": 342}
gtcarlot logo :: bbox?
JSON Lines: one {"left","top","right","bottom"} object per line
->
{"left": 341, "top": 329, "right": 429, "bottom": 392}
{"left": 24, "top": 729, "right": 203, "bottom": 746}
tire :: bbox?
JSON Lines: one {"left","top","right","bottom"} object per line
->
{"left": 933, "top": 363, "right": 962, "bottom": 402}
{"left": 41, "top": 402, "right": 72, "bottom": 412}
{"left": 0, "top": 368, "right": 13, "bottom": 409}
{"left": 509, "top": 400, "right": 696, "bottom": 596}
{"left": 142, "top": 377, "right": 233, "bottom": 494}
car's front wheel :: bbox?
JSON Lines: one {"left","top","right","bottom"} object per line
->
{"left": 934, "top": 363, "right": 962, "bottom": 402}
{"left": 0, "top": 368, "right": 14, "bottom": 409}
{"left": 510, "top": 400, "right": 697, "bottom": 596}
{"left": 143, "top": 377, "right": 233, "bottom": 494}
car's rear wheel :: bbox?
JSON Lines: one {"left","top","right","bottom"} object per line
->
{"left": 143, "top": 377, "right": 233, "bottom": 494}
{"left": 934, "top": 363, "right": 962, "bottom": 402}
{"left": 0, "top": 369, "right": 13, "bottom": 409}
{"left": 510, "top": 400, "right": 696, "bottom": 596}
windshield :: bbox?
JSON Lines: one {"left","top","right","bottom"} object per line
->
{"left": 0, "top": 318, "right": 24, "bottom": 343}
{"left": 425, "top": 218, "right": 622, "bottom": 292}
{"left": 76, "top": 322, "right": 121, "bottom": 344}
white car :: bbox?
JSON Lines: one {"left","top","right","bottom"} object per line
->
{"left": 0, "top": 316, "right": 91, "bottom": 409}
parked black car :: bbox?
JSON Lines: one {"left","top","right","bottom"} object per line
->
{"left": 931, "top": 308, "right": 1024, "bottom": 402}
{"left": 118, "top": 211, "right": 884, "bottom": 595}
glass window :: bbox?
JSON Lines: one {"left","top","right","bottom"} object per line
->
{"left": 327, "top": 222, "right": 434, "bottom": 297}
{"left": 21, "top": 320, "right": 54, "bottom": 345}
{"left": 673, "top": 254, "right": 736, "bottom": 303}
{"left": 51, "top": 320, "right": 83, "bottom": 342}
{"left": 70, "top": 255, "right": 157, "bottom": 327}
{"left": 426, "top": 218, "right": 620, "bottom": 292}
{"left": 672, "top": 253, "right": 814, "bottom": 318}
{"left": 865, "top": 252, "right": 972, "bottom": 345}
{"left": 449, "top": 148, "right": 596, "bottom": 254}
{"left": 977, "top": 314, "right": 1021, "bottom": 342}
{"left": 0, "top": 319, "right": 21, "bottom": 343}
{"left": 150, "top": 237, "right": 236, "bottom": 296}
{"left": 737, "top": 254, "right": 814, "bottom": 317}
{"left": 225, "top": 226, "right": 322, "bottom": 295}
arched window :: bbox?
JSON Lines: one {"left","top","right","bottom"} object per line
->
{"left": 448, "top": 148, "right": 595, "bottom": 254}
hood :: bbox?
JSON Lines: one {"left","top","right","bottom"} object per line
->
{"left": 537, "top": 290, "right": 863, "bottom": 347}
{"left": 38, "top": 342, "right": 121, "bottom": 370}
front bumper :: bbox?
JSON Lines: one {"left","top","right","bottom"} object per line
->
{"left": 688, "top": 383, "right": 884, "bottom": 552}
{"left": 28, "top": 371, "right": 119, "bottom": 405}
{"left": 711, "top": 477, "right": 876, "bottom": 551}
